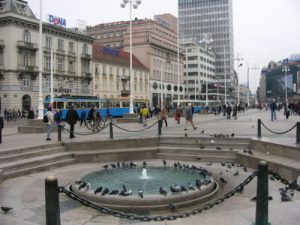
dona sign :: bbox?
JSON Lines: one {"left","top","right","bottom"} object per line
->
{"left": 48, "top": 15, "right": 66, "bottom": 27}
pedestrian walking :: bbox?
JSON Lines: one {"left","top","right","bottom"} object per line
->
{"left": 140, "top": 104, "right": 149, "bottom": 126}
{"left": 270, "top": 99, "right": 277, "bottom": 121}
{"left": 80, "top": 107, "right": 87, "bottom": 126}
{"left": 45, "top": 107, "right": 54, "bottom": 141}
{"left": 284, "top": 103, "right": 290, "bottom": 119}
{"left": 232, "top": 104, "right": 238, "bottom": 119}
{"left": 0, "top": 115, "right": 3, "bottom": 144}
{"left": 175, "top": 104, "right": 183, "bottom": 124}
{"left": 66, "top": 105, "right": 79, "bottom": 138}
{"left": 226, "top": 104, "right": 232, "bottom": 120}
{"left": 184, "top": 103, "right": 197, "bottom": 130}
{"left": 160, "top": 105, "right": 168, "bottom": 127}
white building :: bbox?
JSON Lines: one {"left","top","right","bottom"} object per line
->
{"left": 0, "top": 0, "right": 93, "bottom": 112}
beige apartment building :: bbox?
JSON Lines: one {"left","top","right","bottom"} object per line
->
{"left": 92, "top": 45, "right": 150, "bottom": 107}
{"left": 0, "top": 0, "right": 93, "bottom": 112}
{"left": 87, "top": 15, "right": 184, "bottom": 107}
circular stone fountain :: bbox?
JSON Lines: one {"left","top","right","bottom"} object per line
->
{"left": 70, "top": 163, "right": 219, "bottom": 211}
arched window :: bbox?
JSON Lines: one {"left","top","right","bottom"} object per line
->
{"left": 24, "top": 54, "right": 29, "bottom": 66}
{"left": 23, "top": 30, "right": 31, "bottom": 43}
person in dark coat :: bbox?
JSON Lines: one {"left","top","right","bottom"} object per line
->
{"left": 66, "top": 105, "right": 79, "bottom": 138}
{"left": 80, "top": 107, "right": 87, "bottom": 126}
{"left": 226, "top": 104, "right": 232, "bottom": 120}
{"left": 0, "top": 115, "right": 3, "bottom": 144}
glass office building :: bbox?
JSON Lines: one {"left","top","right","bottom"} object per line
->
{"left": 178, "top": 0, "right": 235, "bottom": 97}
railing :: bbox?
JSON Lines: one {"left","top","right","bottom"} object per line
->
{"left": 17, "top": 41, "right": 38, "bottom": 50}
{"left": 81, "top": 53, "right": 91, "bottom": 60}
{"left": 17, "top": 65, "right": 38, "bottom": 72}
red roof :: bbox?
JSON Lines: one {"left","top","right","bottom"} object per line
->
{"left": 92, "top": 44, "right": 148, "bottom": 71}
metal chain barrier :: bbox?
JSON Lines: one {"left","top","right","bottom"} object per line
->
{"left": 268, "top": 170, "right": 295, "bottom": 187}
{"left": 112, "top": 120, "right": 159, "bottom": 133}
{"left": 63, "top": 123, "right": 110, "bottom": 136}
{"left": 261, "top": 121, "right": 297, "bottom": 135}
{"left": 59, "top": 171, "right": 258, "bottom": 221}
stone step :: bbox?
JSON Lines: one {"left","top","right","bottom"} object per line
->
{"left": 159, "top": 137, "right": 250, "bottom": 143}
{"left": 72, "top": 147, "right": 158, "bottom": 163}
{"left": 159, "top": 140, "right": 249, "bottom": 149}
{"left": 3, "top": 158, "right": 76, "bottom": 180}
{"left": 0, "top": 152, "right": 73, "bottom": 173}
{"left": 158, "top": 146, "right": 237, "bottom": 156}
{"left": 0, "top": 146, "right": 66, "bottom": 163}
{"left": 156, "top": 153, "right": 236, "bottom": 163}
{"left": 0, "top": 143, "right": 63, "bottom": 156}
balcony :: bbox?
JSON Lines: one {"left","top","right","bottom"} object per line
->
{"left": 82, "top": 72, "right": 92, "bottom": 79}
{"left": 56, "top": 49, "right": 65, "bottom": 55}
{"left": 17, "top": 41, "right": 38, "bottom": 51}
{"left": 18, "top": 65, "right": 38, "bottom": 73}
{"left": 81, "top": 53, "right": 91, "bottom": 61}
{"left": 121, "top": 90, "right": 130, "bottom": 97}
{"left": 121, "top": 75, "right": 130, "bottom": 81}
{"left": 67, "top": 51, "right": 76, "bottom": 57}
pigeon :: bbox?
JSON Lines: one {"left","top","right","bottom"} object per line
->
{"left": 117, "top": 161, "right": 121, "bottom": 168}
{"left": 229, "top": 148, "right": 234, "bottom": 151}
{"left": 227, "top": 165, "right": 232, "bottom": 169}
{"left": 270, "top": 176, "right": 275, "bottom": 181}
{"left": 201, "top": 129, "right": 204, "bottom": 134}
{"left": 221, "top": 162, "right": 226, "bottom": 167}
{"left": 102, "top": 164, "right": 109, "bottom": 169}
{"left": 109, "top": 190, "right": 119, "bottom": 195}
{"left": 195, "top": 179, "right": 201, "bottom": 189}
{"left": 231, "top": 162, "right": 235, "bottom": 166}
{"left": 69, "top": 184, "right": 73, "bottom": 192}
{"left": 188, "top": 183, "right": 196, "bottom": 190}
{"left": 236, "top": 186, "right": 244, "bottom": 193}
{"left": 163, "top": 160, "right": 167, "bottom": 166}
{"left": 248, "top": 150, "right": 253, "bottom": 155}
{"left": 200, "top": 145, "right": 205, "bottom": 149}
{"left": 181, "top": 185, "right": 188, "bottom": 192}
{"left": 138, "top": 189, "right": 144, "bottom": 198}
{"left": 170, "top": 186, "right": 179, "bottom": 193}
{"left": 159, "top": 187, "right": 168, "bottom": 196}
{"left": 243, "top": 149, "right": 248, "bottom": 153}
{"left": 102, "top": 188, "right": 109, "bottom": 196}
{"left": 174, "top": 184, "right": 181, "bottom": 192}
{"left": 94, "top": 186, "right": 103, "bottom": 195}
{"left": 216, "top": 147, "right": 222, "bottom": 150}
{"left": 206, "top": 162, "right": 212, "bottom": 166}
{"left": 122, "top": 184, "right": 127, "bottom": 193}
{"left": 281, "top": 196, "right": 291, "bottom": 202}
{"left": 143, "top": 161, "right": 147, "bottom": 168}
{"left": 231, "top": 133, "right": 234, "bottom": 137}
{"left": 78, "top": 182, "right": 88, "bottom": 190}
{"left": 243, "top": 166, "right": 248, "bottom": 172}
{"left": 174, "top": 162, "right": 178, "bottom": 168}
{"left": 220, "top": 177, "right": 227, "bottom": 184}
{"left": 74, "top": 180, "right": 82, "bottom": 185}
{"left": 1, "top": 206, "right": 13, "bottom": 213}
{"left": 233, "top": 171, "right": 239, "bottom": 176}
{"left": 84, "top": 183, "right": 91, "bottom": 191}
{"left": 110, "top": 163, "right": 116, "bottom": 168}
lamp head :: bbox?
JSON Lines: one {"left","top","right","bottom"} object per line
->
{"left": 133, "top": 4, "right": 138, "bottom": 9}
{"left": 120, "top": 3, "right": 126, "bottom": 8}
{"left": 123, "top": 0, "right": 129, "bottom": 3}
{"left": 136, "top": 0, "right": 142, "bottom": 4}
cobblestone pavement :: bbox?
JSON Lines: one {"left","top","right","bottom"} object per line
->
{"left": 0, "top": 109, "right": 299, "bottom": 225}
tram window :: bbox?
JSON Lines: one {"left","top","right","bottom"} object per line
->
{"left": 87, "top": 102, "right": 93, "bottom": 108}
{"left": 123, "top": 102, "right": 129, "bottom": 107}
{"left": 81, "top": 102, "right": 87, "bottom": 108}
{"left": 56, "top": 102, "right": 64, "bottom": 109}
{"left": 75, "top": 103, "right": 80, "bottom": 108}
{"left": 66, "top": 102, "right": 72, "bottom": 108}
{"left": 95, "top": 102, "right": 100, "bottom": 108}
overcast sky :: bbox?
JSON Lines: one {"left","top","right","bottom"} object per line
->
{"left": 28, "top": 0, "right": 300, "bottom": 93}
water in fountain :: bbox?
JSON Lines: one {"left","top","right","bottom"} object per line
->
{"left": 141, "top": 168, "right": 150, "bottom": 179}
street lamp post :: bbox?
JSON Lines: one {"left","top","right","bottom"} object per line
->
{"left": 120, "top": 0, "right": 141, "bottom": 114}
{"left": 282, "top": 64, "right": 290, "bottom": 104}
{"left": 199, "top": 37, "right": 213, "bottom": 106}
{"left": 235, "top": 57, "right": 243, "bottom": 105}
{"left": 223, "top": 46, "right": 227, "bottom": 104}
{"left": 37, "top": 0, "right": 44, "bottom": 119}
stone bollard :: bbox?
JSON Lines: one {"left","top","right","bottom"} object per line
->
{"left": 296, "top": 122, "right": 300, "bottom": 144}
{"left": 257, "top": 119, "right": 262, "bottom": 138}
{"left": 254, "top": 161, "right": 269, "bottom": 225}
{"left": 158, "top": 120, "right": 162, "bottom": 136}
{"left": 109, "top": 121, "right": 113, "bottom": 139}
{"left": 45, "top": 176, "right": 61, "bottom": 225}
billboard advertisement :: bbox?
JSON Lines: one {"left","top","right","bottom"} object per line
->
{"left": 267, "top": 73, "right": 293, "bottom": 97}
{"left": 48, "top": 14, "right": 66, "bottom": 27}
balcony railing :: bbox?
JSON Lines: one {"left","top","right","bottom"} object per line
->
{"left": 81, "top": 53, "right": 91, "bottom": 60}
{"left": 82, "top": 72, "right": 92, "bottom": 78}
{"left": 17, "top": 41, "right": 38, "bottom": 51}
{"left": 121, "top": 90, "right": 130, "bottom": 97}
{"left": 121, "top": 75, "right": 130, "bottom": 81}
{"left": 67, "top": 51, "right": 76, "bottom": 57}
{"left": 18, "top": 65, "right": 38, "bottom": 72}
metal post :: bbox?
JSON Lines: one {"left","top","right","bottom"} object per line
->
{"left": 45, "top": 176, "right": 61, "bottom": 225}
{"left": 158, "top": 120, "right": 162, "bottom": 136}
{"left": 296, "top": 122, "right": 300, "bottom": 144}
{"left": 57, "top": 125, "right": 61, "bottom": 142}
{"left": 254, "top": 161, "right": 269, "bottom": 225}
{"left": 109, "top": 121, "right": 113, "bottom": 139}
{"left": 257, "top": 119, "right": 261, "bottom": 138}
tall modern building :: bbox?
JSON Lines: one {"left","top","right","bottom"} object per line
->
{"left": 178, "top": 0, "right": 235, "bottom": 101}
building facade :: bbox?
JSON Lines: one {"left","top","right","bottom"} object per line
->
{"left": 92, "top": 45, "right": 150, "bottom": 107}
{"left": 178, "top": 0, "right": 235, "bottom": 99}
{"left": 182, "top": 42, "right": 216, "bottom": 101}
{"left": 0, "top": 0, "right": 93, "bottom": 112}
{"left": 86, "top": 17, "right": 184, "bottom": 107}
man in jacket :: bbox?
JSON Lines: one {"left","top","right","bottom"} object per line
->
{"left": 0, "top": 114, "right": 3, "bottom": 144}
{"left": 66, "top": 105, "right": 79, "bottom": 138}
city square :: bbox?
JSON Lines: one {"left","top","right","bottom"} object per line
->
{"left": 1, "top": 0, "right": 300, "bottom": 225}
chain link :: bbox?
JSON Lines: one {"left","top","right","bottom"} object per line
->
{"left": 59, "top": 171, "right": 258, "bottom": 221}
{"left": 268, "top": 170, "right": 292, "bottom": 187}
{"left": 63, "top": 123, "right": 110, "bottom": 136}
{"left": 112, "top": 120, "right": 159, "bottom": 133}
{"left": 261, "top": 121, "right": 297, "bottom": 135}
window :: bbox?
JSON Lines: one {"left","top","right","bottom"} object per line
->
{"left": 23, "top": 30, "right": 31, "bottom": 43}
{"left": 58, "top": 39, "right": 64, "bottom": 51}
{"left": 82, "top": 81, "right": 89, "bottom": 90}
{"left": 45, "top": 36, "right": 52, "bottom": 48}
{"left": 68, "top": 60, "right": 74, "bottom": 72}
{"left": 58, "top": 80, "right": 63, "bottom": 88}
{"left": 45, "top": 77, "right": 50, "bottom": 88}
{"left": 103, "top": 65, "right": 107, "bottom": 75}
{"left": 82, "top": 44, "right": 88, "bottom": 54}
{"left": 69, "top": 42, "right": 74, "bottom": 53}
{"left": 45, "top": 56, "right": 51, "bottom": 70}
{"left": 23, "top": 75, "right": 30, "bottom": 87}
{"left": 69, "top": 80, "right": 74, "bottom": 89}
{"left": 24, "top": 55, "right": 29, "bottom": 66}
{"left": 57, "top": 58, "right": 64, "bottom": 71}
{"left": 83, "top": 62, "right": 90, "bottom": 73}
